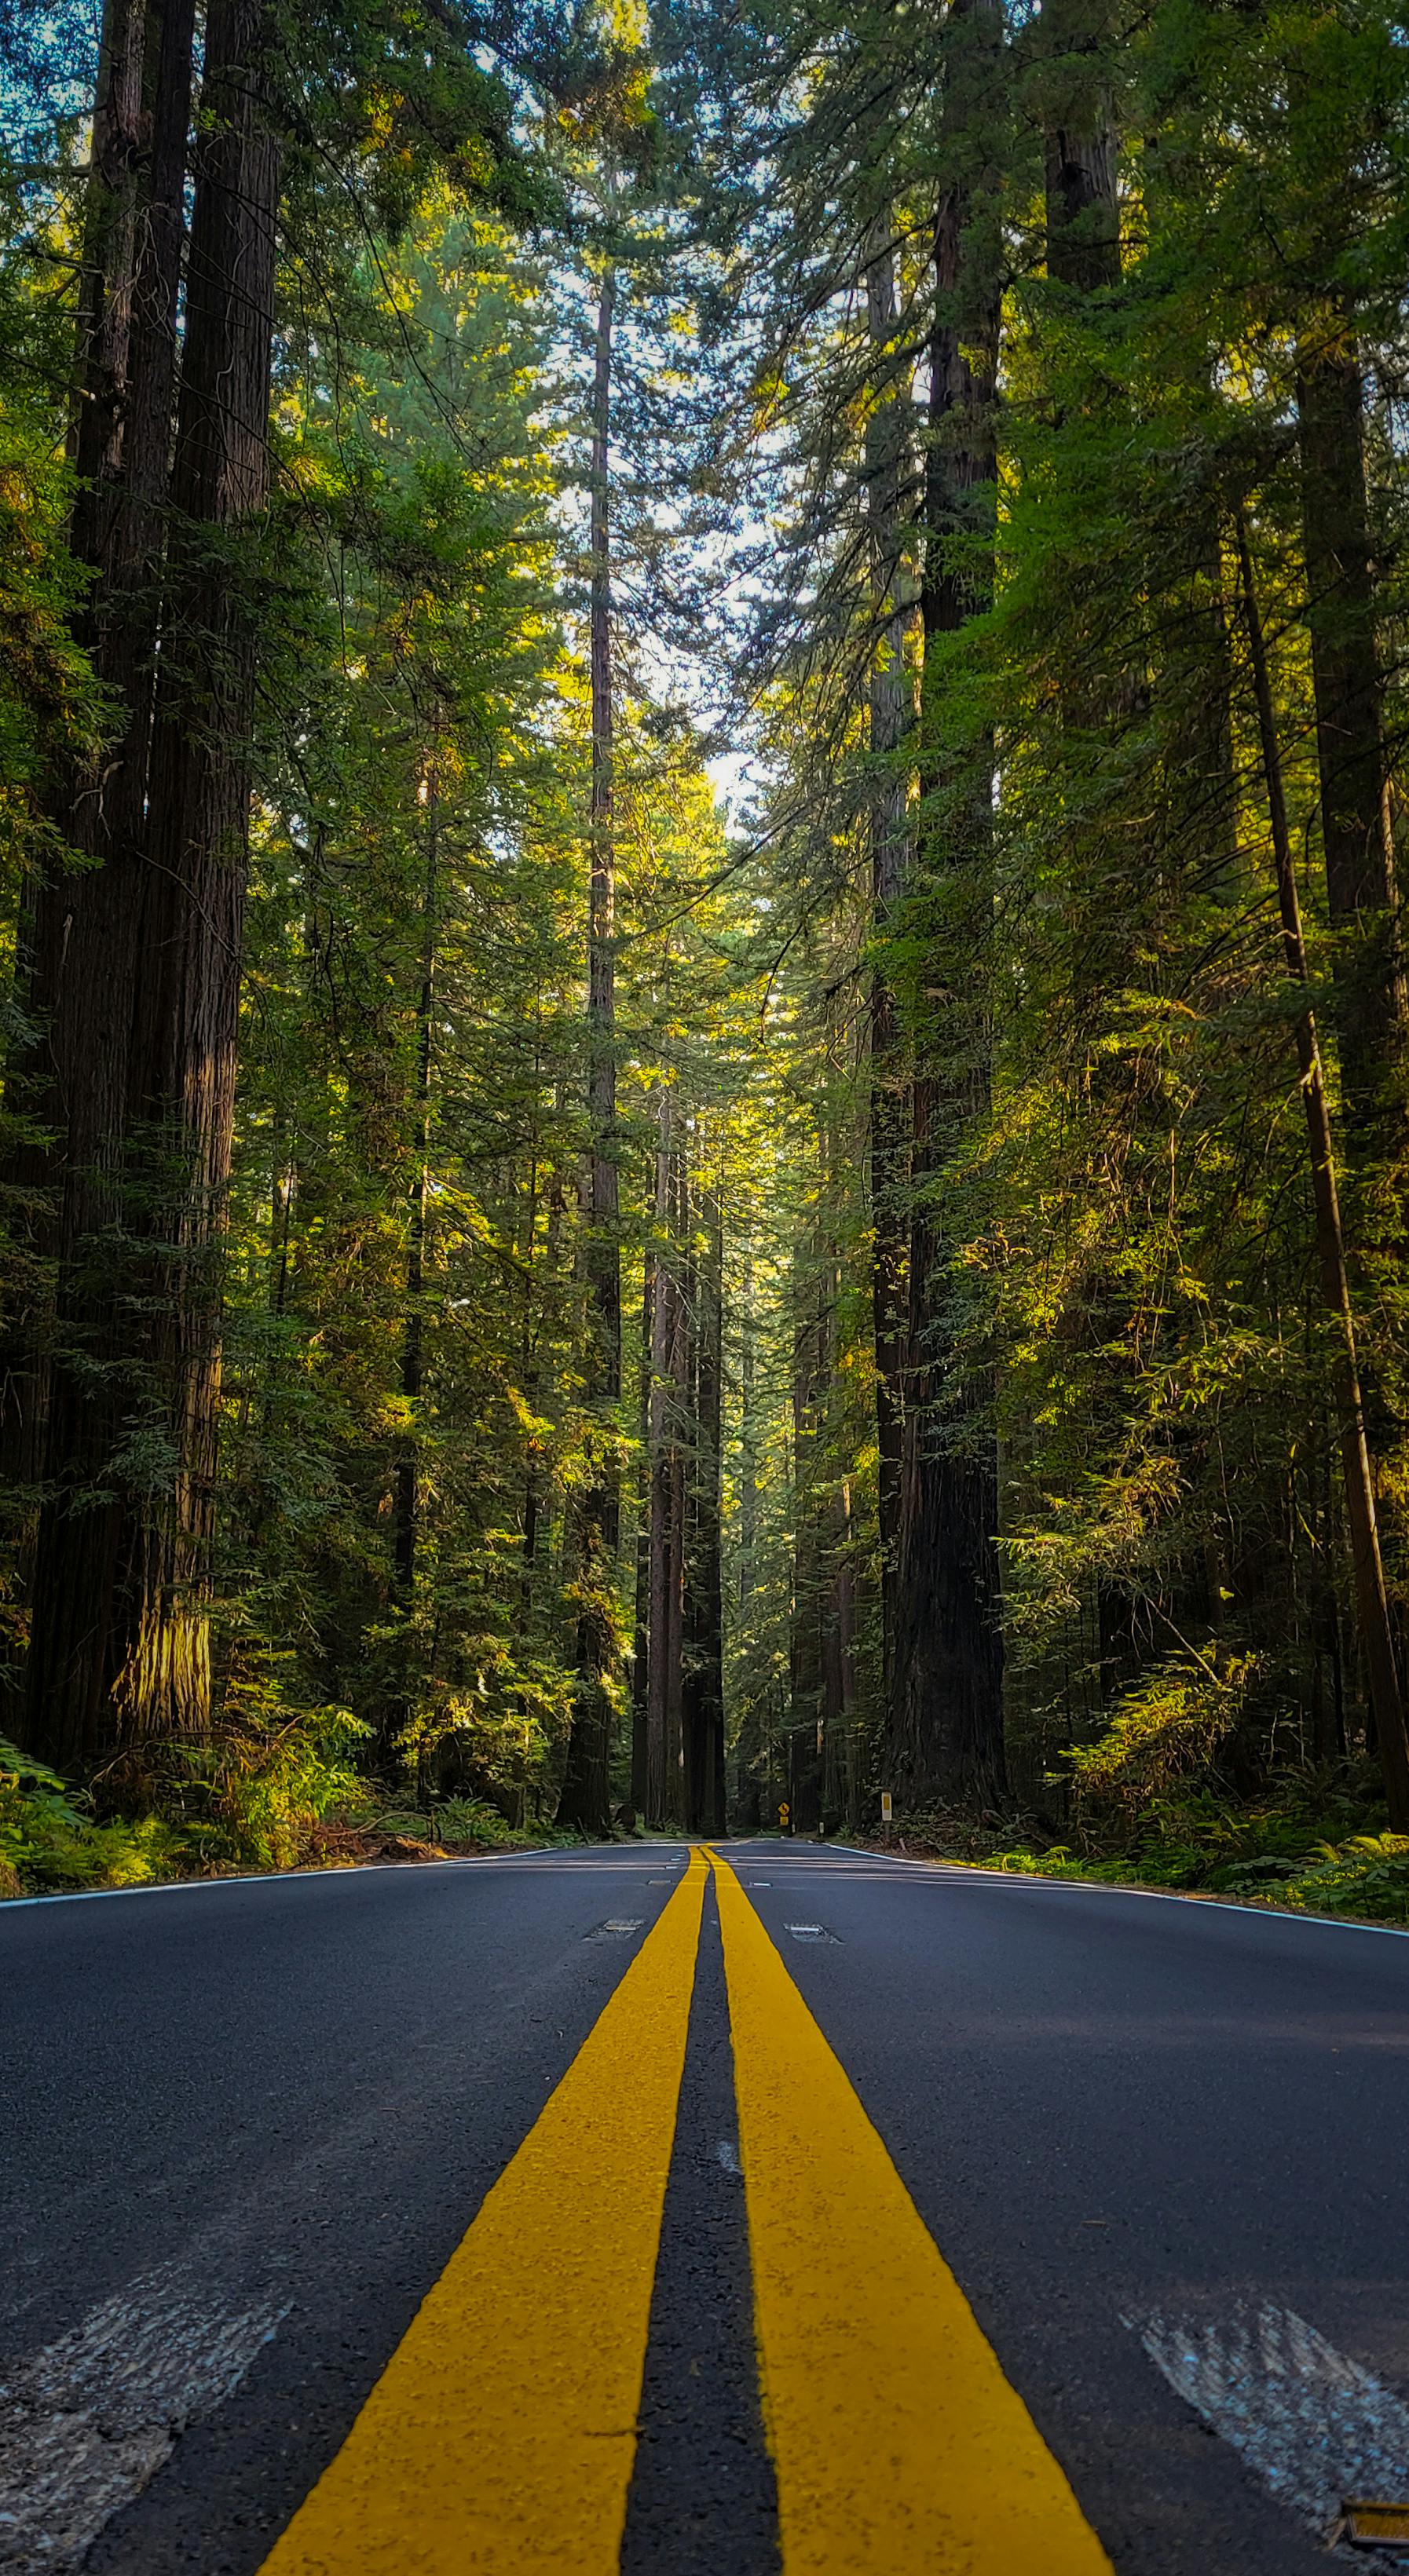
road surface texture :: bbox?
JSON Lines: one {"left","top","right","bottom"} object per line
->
{"left": 5, "top": 1841, "right": 1409, "bottom": 2571}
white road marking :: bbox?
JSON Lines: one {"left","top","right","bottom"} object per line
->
{"left": 716, "top": 2139, "right": 742, "bottom": 2176}
{"left": 0, "top": 2261, "right": 289, "bottom": 2574}
{"left": 0, "top": 1851, "right": 690, "bottom": 1911}
{"left": 817, "top": 1846, "right": 1409, "bottom": 1937}
{"left": 5, "top": 1838, "right": 1407, "bottom": 1946}
{"left": 1127, "top": 2298, "right": 1409, "bottom": 2552}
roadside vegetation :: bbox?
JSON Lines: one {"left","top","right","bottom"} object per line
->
{"left": 876, "top": 1782, "right": 1409, "bottom": 1927}
{"left": 0, "top": 1734, "right": 552, "bottom": 1900}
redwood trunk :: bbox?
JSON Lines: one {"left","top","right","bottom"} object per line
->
{"left": 683, "top": 1175, "right": 725, "bottom": 1834}
{"left": 887, "top": 136, "right": 1006, "bottom": 1811}
{"left": 1040, "top": 0, "right": 1121, "bottom": 294}
{"left": 629, "top": 1249, "right": 653, "bottom": 1821}
{"left": 393, "top": 773, "right": 437, "bottom": 1610}
{"left": 864, "top": 223, "right": 909, "bottom": 1679}
{"left": 558, "top": 259, "right": 620, "bottom": 1836}
{"left": 1296, "top": 333, "right": 1403, "bottom": 1156}
{"left": 10, "top": 0, "right": 201, "bottom": 1765}
{"left": 1235, "top": 513, "right": 1409, "bottom": 1829}
{"left": 645, "top": 1096, "right": 684, "bottom": 1824}
{"left": 93, "top": 0, "right": 280, "bottom": 1744}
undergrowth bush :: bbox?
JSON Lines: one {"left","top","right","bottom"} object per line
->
{"left": 3, "top": 1704, "right": 386, "bottom": 1894}
{"left": 1064, "top": 1653, "right": 1255, "bottom": 1832}
{"left": 879, "top": 1657, "right": 1409, "bottom": 1924}
{"left": 983, "top": 1821, "right": 1409, "bottom": 1921}
{"left": 0, "top": 1739, "right": 190, "bottom": 1892}
{"left": 368, "top": 1794, "right": 547, "bottom": 1853}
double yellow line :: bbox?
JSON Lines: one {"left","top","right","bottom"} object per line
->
{"left": 259, "top": 1848, "right": 1111, "bottom": 2574}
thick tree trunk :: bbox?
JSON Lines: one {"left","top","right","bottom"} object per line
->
{"left": 15, "top": 0, "right": 268, "bottom": 1770}
{"left": 662, "top": 1145, "right": 689, "bottom": 1828}
{"left": 732, "top": 1255, "right": 763, "bottom": 1830}
{"left": 821, "top": 1474, "right": 857, "bottom": 1828}
{"left": 558, "top": 260, "right": 620, "bottom": 1836}
{"left": 704, "top": 1189, "right": 727, "bottom": 1836}
{"left": 2, "top": 0, "right": 194, "bottom": 1646}
{"left": 628, "top": 1249, "right": 653, "bottom": 1821}
{"left": 864, "top": 222, "right": 910, "bottom": 1694}
{"left": 104, "top": 0, "right": 280, "bottom": 1746}
{"left": 680, "top": 1175, "right": 704, "bottom": 1829}
{"left": 1236, "top": 513, "right": 1409, "bottom": 1829}
{"left": 393, "top": 770, "right": 437, "bottom": 1610}
{"left": 1296, "top": 331, "right": 1404, "bottom": 1156}
{"left": 645, "top": 1094, "right": 685, "bottom": 1824}
{"left": 684, "top": 1177, "right": 725, "bottom": 1835}
{"left": 1038, "top": 0, "right": 1121, "bottom": 294}
{"left": 888, "top": 143, "right": 1006, "bottom": 1811}
{"left": 789, "top": 1270, "right": 825, "bottom": 1834}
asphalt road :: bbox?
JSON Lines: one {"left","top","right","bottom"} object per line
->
{"left": 4, "top": 1842, "right": 1409, "bottom": 2571}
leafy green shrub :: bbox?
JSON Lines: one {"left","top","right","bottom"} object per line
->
{"left": 1275, "top": 1834, "right": 1409, "bottom": 1921}
{"left": 368, "top": 1793, "right": 540, "bottom": 1852}
{"left": 198, "top": 1704, "right": 371, "bottom": 1870}
{"left": 897, "top": 1745, "right": 1409, "bottom": 1924}
{"left": 0, "top": 1698, "right": 372, "bottom": 1895}
{"left": 0, "top": 1739, "right": 188, "bottom": 1891}
{"left": 1066, "top": 1655, "right": 1255, "bottom": 1836}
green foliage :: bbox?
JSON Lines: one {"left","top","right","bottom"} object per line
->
{"left": 0, "top": 1704, "right": 372, "bottom": 1893}
{"left": 1064, "top": 1656, "right": 1257, "bottom": 1832}
{"left": 365, "top": 1794, "right": 557, "bottom": 1852}
{"left": 983, "top": 1818, "right": 1409, "bottom": 1927}
{"left": 888, "top": 1775, "right": 1409, "bottom": 1925}
{"left": 0, "top": 1736, "right": 188, "bottom": 1894}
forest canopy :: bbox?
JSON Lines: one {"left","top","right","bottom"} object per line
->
{"left": 5, "top": 0, "right": 1409, "bottom": 1916}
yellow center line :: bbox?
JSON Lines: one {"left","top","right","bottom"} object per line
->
{"left": 257, "top": 1848, "right": 707, "bottom": 2576}
{"left": 708, "top": 1845, "right": 1114, "bottom": 2574}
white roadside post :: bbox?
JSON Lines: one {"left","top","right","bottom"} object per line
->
{"left": 880, "top": 1790, "right": 893, "bottom": 1847}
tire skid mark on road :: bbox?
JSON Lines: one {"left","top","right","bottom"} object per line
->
{"left": 0, "top": 2263, "right": 288, "bottom": 2576}
{"left": 1128, "top": 2298, "right": 1409, "bottom": 2560}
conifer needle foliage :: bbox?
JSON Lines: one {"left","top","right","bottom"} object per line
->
{"left": 5, "top": 0, "right": 1409, "bottom": 1903}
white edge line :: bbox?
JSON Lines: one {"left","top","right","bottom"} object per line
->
{"left": 6, "top": 1838, "right": 1405, "bottom": 1942}
{"left": 789, "top": 1843, "right": 1409, "bottom": 1942}
{"left": 0, "top": 1843, "right": 686, "bottom": 1913}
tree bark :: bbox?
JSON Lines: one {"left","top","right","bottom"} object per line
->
{"left": 789, "top": 1259, "right": 825, "bottom": 1834}
{"left": 884, "top": 9, "right": 1008, "bottom": 1811}
{"left": 101, "top": 0, "right": 279, "bottom": 1745}
{"left": 2, "top": 0, "right": 194, "bottom": 1621}
{"left": 684, "top": 1174, "right": 725, "bottom": 1834}
{"left": 393, "top": 757, "right": 437, "bottom": 1608}
{"left": 645, "top": 1091, "right": 685, "bottom": 1824}
{"left": 661, "top": 1139, "right": 689, "bottom": 1829}
{"left": 1235, "top": 511, "right": 1409, "bottom": 1829}
{"left": 864, "top": 220, "right": 910, "bottom": 1699}
{"left": 1296, "top": 329, "right": 1404, "bottom": 1156}
{"left": 1038, "top": 0, "right": 1121, "bottom": 294}
{"left": 628, "top": 1248, "right": 653, "bottom": 1821}
{"left": 558, "top": 258, "right": 621, "bottom": 1836}
{"left": 13, "top": 0, "right": 267, "bottom": 1770}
